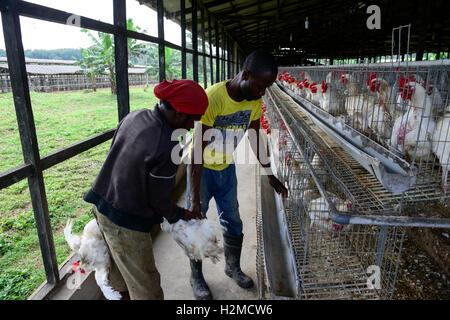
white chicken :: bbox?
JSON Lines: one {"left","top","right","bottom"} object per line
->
{"left": 161, "top": 217, "right": 225, "bottom": 263}
{"left": 432, "top": 113, "right": 450, "bottom": 194}
{"left": 307, "top": 81, "right": 322, "bottom": 106}
{"left": 373, "top": 77, "right": 397, "bottom": 116}
{"left": 391, "top": 108, "right": 435, "bottom": 161}
{"left": 390, "top": 76, "right": 442, "bottom": 161}
{"left": 345, "top": 88, "right": 379, "bottom": 134}
{"left": 320, "top": 75, "right": 346, "bottom": 115}
{"left": 64, "top": 219, "right": 121, "bottom": 300}
{"left": 306, "top": 192, "right": 351, "bottom": 232}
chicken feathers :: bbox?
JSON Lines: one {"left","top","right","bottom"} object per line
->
{"left": 161, "top": 218, "right": 225, "bottom": 264}
{"left": 64, "top": 219, "right": 121, "bottom": 300}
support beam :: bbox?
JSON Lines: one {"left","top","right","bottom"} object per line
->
{"left": 1, "top": 0, "right": 59, "bottom": 285}
{"left": 180, "top": 0, "right": 187, "bottom": 79}
{"left": 201, "top": 7, "right": 207, "bottom": 88}
{"left": 113, "top": 0, "right": 129, "bottom": 122}
{"left": 208, "top": 13, "right": 213, "bottom": 84}
{"left": 192, "top": 0, "right": 198, "bottom": 82}
{"left": 157, "top": 0, "right": 165, "bottom": 82}
{"left": 215, "top": 19, "right": 220, "bottom": 83}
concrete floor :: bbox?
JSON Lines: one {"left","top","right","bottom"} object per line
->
{"left": 153, "top": 145, "right": 259, "bottom": 300}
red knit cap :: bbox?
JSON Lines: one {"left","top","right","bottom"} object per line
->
{"left": 154, "top": 79, "right": 208, "bottom": 115}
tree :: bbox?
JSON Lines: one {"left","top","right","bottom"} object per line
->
{"left": 75, "top": 47, "right": 105, "bottom": 92}
{"left": 80, "top": 29, "right": 116, "bottom": 94}
{"left": 78, "top": 18, "right": 150, "bottom": 94}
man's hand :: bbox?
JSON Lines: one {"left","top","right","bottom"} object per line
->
{"left": 268, "top": 175, "right": 288, "bottom": 198}
{"left": 181, "top": 208, "right": 203, "bottom": 221}
{"left": 189, "top": 199, "right": 203, "bottom": 219}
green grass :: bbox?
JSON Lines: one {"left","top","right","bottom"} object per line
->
{"left": 0, "top": 86, "right": 158, "bottom": 299}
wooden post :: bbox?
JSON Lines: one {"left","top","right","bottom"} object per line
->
{"left": 1, "top": 0, "right": 59, "bottom": 285}
{"left": 180, "top": 0, "right": 186, "bottom": 79}
{"left": 191, "top": 0, "right": 198, "bottom": 83}
{"left": 157, "top": 0, "right": 165, "bottom": 82}
{"left": 227, "top": 37, "right": 230, "bottom": 79}
{"left": 208, "top": 13, "right": 213, "bottom": 84}
{"left": 201, "top": 7, "right": 207, "bottom": 88}
{"left": 113, "top": 0, "right": 130, "bottom": 122}
{"left": 215, "top": 20, "right": 219, "bottom": 83}
{"left": 221, "top": 28, "right": 225, "bottom": 81}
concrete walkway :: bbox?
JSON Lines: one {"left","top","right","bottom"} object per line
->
{"left": 153, "top": 145, "right": 259, "bottom": 300}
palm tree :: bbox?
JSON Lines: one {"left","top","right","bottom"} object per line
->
{"left": 78, "top": 18, "right": 151, "bottom": 94}
{"left": 75, "top": 46, "right": 106, "bottom": 92}
{"left": 80, "top": 29, "right": 116, "bottom": 94}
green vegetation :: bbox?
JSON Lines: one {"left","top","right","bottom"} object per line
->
{"left": 0, "top": 86, "right": 158, "bottom": 300}
{"left": 76, "top": 19, "right": 150, "bottom": 94}
{"left": 0, "top": 48, "right": 83, "bottom": 61}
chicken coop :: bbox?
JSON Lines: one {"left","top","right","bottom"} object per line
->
{"left": 1, "top": 0, "right": 450, "bottom": 301}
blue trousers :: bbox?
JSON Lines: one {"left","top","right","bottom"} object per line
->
{"left": 186, "top": 164, "right": 243, "bottom": 237}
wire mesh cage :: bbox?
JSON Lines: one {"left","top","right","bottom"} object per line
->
{"left": 277, "top": 61, "right": 450, "bottom": 202}
{"left": 260, "top": 91, "right": 406, "bottom": 299}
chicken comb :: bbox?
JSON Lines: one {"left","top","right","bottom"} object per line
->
{"left": 321, "top": 80, "right": 328, "bottom": 93}
{"left": 302, "top": 78, "right": 310, "bottom": 88}
{"left": 398, "top": 75, "right": 416, "bottom": 101}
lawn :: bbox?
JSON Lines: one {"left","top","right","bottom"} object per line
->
{"left": 0, "top": 86, "right": 158, "bottom": 299}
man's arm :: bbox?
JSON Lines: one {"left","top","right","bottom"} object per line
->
{"left": 248, "top": 119, "right": 288, "bottom": 198}
{"left": 189, "top": 121, "right": 212, "bottom": 217}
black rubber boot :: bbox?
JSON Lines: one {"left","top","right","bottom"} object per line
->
{"left": 189, "top": 259, "right": 213, "bottom": 300}
{"left": 223, "top": 233, "right": 254, "bottom": 289}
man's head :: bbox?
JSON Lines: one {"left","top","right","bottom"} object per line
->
{"left": 154, "top": 79, "right": 208, "bottom": 130}
{"left": 239, "top": 50, "right": 278, "bottom": 101}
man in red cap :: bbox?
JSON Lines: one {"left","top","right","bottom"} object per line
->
{"left": 83, "top": 79, "right": 208, "bottom": 300}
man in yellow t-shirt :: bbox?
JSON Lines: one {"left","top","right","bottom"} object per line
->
{"left": 186, "top": 50, "right": 288, "bottom": 300}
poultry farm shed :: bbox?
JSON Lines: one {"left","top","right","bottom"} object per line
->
{"left": 256, "top": 60, "right": 450, "bottom": 299}
{"left": 2, "top": 0, "right": 450, "bottom": 300}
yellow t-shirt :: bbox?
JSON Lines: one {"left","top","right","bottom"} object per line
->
{"left": 193, "top": 80, "right": 262, "bottom": 171}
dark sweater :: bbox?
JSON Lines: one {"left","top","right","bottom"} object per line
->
{"left": 83, "top": 105, "right": 185, "bottom": 232}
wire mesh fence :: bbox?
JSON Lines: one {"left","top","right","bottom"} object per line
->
{"left": 277, "top": 61, "right": 450, "bottom": 202}
{"left": 260, "top": 91, "right": 406, "bottom": 299}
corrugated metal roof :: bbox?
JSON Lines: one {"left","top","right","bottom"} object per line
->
{"left": 142, "top": 0, "right": 450, "bottom": 63}
{"left": 0, "top": 57, "right": 76, "bottom": 65}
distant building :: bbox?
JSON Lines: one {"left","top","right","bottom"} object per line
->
{"left": 0, "top": 57, "right": 153, "bottom": 93}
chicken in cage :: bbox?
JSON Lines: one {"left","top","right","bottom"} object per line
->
{"left": 277, "top": 62, "right": 450, "bottom": 198}
{"left": 259, "top": 90, "right": 407, "bottom": 299}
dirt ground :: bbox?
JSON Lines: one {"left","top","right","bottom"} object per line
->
{"left": 394, "top": 203, "right": 450, "bottom": 300}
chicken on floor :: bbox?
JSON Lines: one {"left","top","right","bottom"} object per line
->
{"left": 64, "top": 219, "right": 121, "bottom": 300}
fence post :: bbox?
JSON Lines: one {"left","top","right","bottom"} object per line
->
{"left": 157, "top": 0, "right": 165, "bottom": 82}
{"left": 191, "top": 0, "right": 198, "bottom": 83}
{"left": 208, "top": 13, "right": 213, "bottom": 84}
{"left": 113, "top": 0, "right": 130, "bottom": 122}
{"left": 215, "top": 20, "right": 219, "bottom": 83}
{"left": 201, "top": 6, "right": 207, "bottom": 88}
{"left": 1, "top": 0, "right": 59, "bottom": 285}
{"left": 180, "top": 0, "right": 186, "bottom": 79}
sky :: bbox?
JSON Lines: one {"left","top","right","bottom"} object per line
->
{"left": 0, "top": 0, "right": 183, "bottom": 50}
